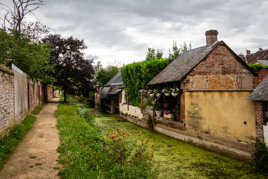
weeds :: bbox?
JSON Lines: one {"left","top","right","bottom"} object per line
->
{"left": 56, "top": 100, "right": 154, "bottom": 178}
{"left": 31, "top": 104, "right": 44, "bottom": 115}
{"left": 0, "top": 115, "right": 36, "bottom": 169}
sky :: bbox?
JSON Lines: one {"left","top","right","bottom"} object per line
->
{"left": 1, "top": 0, "right": 268, "bottom": 67}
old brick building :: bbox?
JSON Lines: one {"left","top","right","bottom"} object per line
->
{"left": 245, "top": 48, "right": 268, "bottom": 64}
{"left": 147, "top": 30, "right": 258, "bottom": 158}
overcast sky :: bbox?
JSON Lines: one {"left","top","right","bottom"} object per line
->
{"left": 1, "top": 0, "right": 268, "bottom": 67}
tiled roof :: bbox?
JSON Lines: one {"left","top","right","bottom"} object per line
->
{"left": 249, "top": 75, "right": 268, "bottom": 101}
{"left": 100, "top": 72, "right": 123, "bottom": 98}
{"left": 247, "top": 49, "right": 268, "bottom": 64}
{"left": 148, "top": 41, "right": 255, "bottom": 86}
{"left": 104, "top": 72, "right": 123, "bottom": 87}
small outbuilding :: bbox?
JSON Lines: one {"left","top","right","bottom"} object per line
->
{"left": 249, "top": 75, "right": 268, "bottom": 146}
{"left": 99, "top": 72, "right": 123, "bottom": 114}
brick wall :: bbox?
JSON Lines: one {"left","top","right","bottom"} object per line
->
{"left": 0, "top": 65, "right": 49, "bottom": 137}
{"left": 181, "top": 45, "right": 255, "bottom": 90}
{"left": 0, "top": 67, "right": 14, "bottom": 135}
{"left": 255, "top": 102, "right": 264, "bottom": 142}
{"left": 254, "top": 69, "right": 268, "bottom": 87}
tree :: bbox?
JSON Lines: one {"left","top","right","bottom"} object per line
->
{"left": 146, "top": 48, "right": 163, "bottom": 60}
{"left": 42, "top": 34, "right": 95, "bottom": 102}
{"left": 145, "top": 48, "right": 156, "bottom": 60}
{"left": 1, "top": 0, "right": 44, "bottom": 36}
{"left": 0, "top": 30, "right": 53, "bottom": 82}
{"left": 95, "top": 65, "right": 119, "bottom": 87}
{"left": 156, "top": 49, "right": 163, "bottom": 59}
{"left": 168, "top": 42, "right": 191, "bottom": 61}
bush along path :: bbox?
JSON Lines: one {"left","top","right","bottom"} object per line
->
{"left": 56, "top": 98, "right": 267, "bottom": 179}
{"left": 0, "top": 99, "right": 61, "bottom": 178}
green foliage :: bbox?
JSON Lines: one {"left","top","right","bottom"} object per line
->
{"left": 0, "top": 30, "right": 54, "bottom": 83}
{"left": 145, "top": 48, "right": 163, "bottom": 60}
{"left": 252, "top": 139, "right": 268, "bottom": 173}
{"left": 138, "top": 98, "right": 153, "bottom": 110}
{"left": 248, "top": 64, "right": 268, "bottom": 72}
{"left": 31, "top": 104, "right": 44, "bottom": 115}
{"left": 78, "top": 91, "right": 95, "bottom": 108}
{"left": 95, "top": 65, "right": 119, "bottom": 87}
{"left": 0, "top": 115, "right": 36, "bottom": 169}
{"left": 56, "top": 100, "right": 154, "bottom": 178}
{"left": 121, "top": 58, "right": 171, "bottom": 106}
{"left": 168, "top": 42, "right": 191, "bottom": 61}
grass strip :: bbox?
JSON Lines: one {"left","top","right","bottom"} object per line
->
{"left": 0, "top": 115, "right": 36, "bottom": 169}
{"left": 0, "top": 104, "right": 44, "bottom": 169}
{"left": 32, "top": 104, "right": 45, "bottom": 115}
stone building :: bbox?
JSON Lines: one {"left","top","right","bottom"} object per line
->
{"left": 131, "top": 30, "right": 260, "bottom": 158}
{"left": 249, "top": 74, "right": 268, "bottom": 147}
{"left": 245, "top": 48, "right": 268, "bottom": 64}
{"left": 99, "top": 72, "right": 123, "bottom": 114}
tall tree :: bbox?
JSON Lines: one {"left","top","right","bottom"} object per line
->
{"left": 0, "top": 30, "right": 53, "bottom": 82}
{"left": 146, "top": 48, "right": 163, "bottom": 60}
{"left": 145, "top": 48, "right": 156, "bottom": 60}
{"left": 95, "top": 65, "right": 119, "bottom": 87}
{"left": 1, "top": 0, "right": 44, "bottom": 35}
{"left": 42, "top": 34, "right": 95, "bottom": 102}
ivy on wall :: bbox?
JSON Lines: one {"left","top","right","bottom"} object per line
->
{"left": 121, "top": 58, "right": 171, "bottom": 106}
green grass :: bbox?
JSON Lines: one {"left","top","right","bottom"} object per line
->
{"left": 0, "top": 115, "right": 36, "bottom": 169}
{"left": 56, "top": 97, "right": 267, "bottom": 178}
{"left": 0, "top": 104, "right": 45, "bottom": 170}
{"left": 31, "top": 104, "right": 45, "bottom": 115}
{"left": 96, "top": 116, "right": 268, "bottom": 179}
{"left": 56, "top": 101, "right": 154, "bottom": 178}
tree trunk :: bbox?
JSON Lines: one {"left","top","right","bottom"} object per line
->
{"left": 64, "top": 90, "right": 67, "bottom": 103}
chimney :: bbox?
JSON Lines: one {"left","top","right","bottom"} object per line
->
{"left": 205, "top": 29, "right": 218, "bottom": 47}
{"left": 246, "top": 50, "right": 251, "bottom": 55}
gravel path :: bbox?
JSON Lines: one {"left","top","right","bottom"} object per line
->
{"left": 0, "top": 99, "right": 61, "bottom": 179}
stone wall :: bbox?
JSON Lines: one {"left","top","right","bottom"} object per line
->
{"left": 0, "top": 65, "right": 47, "bottom": 137}
{"left": 119, "top": 90, "right": 150, "bottom": 128}
{"left": 0, "top": 66, "right": 14, "bottom": 135}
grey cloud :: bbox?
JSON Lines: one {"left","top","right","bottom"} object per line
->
{"left": 1, "top": 0, "right": 268, "bottom": 65}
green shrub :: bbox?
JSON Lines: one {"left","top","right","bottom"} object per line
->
{"left": 252, "top": 139, "right": 268, "bottom": 173}
{"left": 121, "top": 58, "right": 171, "bottom": 106}
{"left": 248, "top": 64, "right": 268, "bottom": 72}
{"left": 0, "top": 115, "right": 36, "bottom": 169}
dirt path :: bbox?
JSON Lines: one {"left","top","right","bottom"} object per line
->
{"left": 0, "top": 99, "right": 61, "bottom": 179}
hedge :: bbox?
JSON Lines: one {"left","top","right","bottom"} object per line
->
{"left": 121, "top": 58, "right": 171, "bottom": 106}
{"left": 248, "top": 64, "right": 268, "bottom": 72}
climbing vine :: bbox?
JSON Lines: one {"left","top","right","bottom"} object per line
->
{"left": 121, "top": 58, "right": 171, "bottom": 106}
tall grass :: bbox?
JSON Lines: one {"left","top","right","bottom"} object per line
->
{"left": 56, "top": 101, "right": 154, "bottom": 178}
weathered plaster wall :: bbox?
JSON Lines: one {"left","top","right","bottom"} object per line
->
{"left": 181, "top": 45, "right": 255, "bottom": 90}
{"left": 13, "top": 65, "right": 28, "bottom": 121}
{"left": 119, "top": 90, "right": 150, "bottom": 128}
{"left": 185, "top": 91, "right": 256, "bottom": 146}
{"left": 120, "top": 91, "right": 144, "bottom": 119}
{"left": 0, "top": 67, "right": 14, "bottom": 135}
